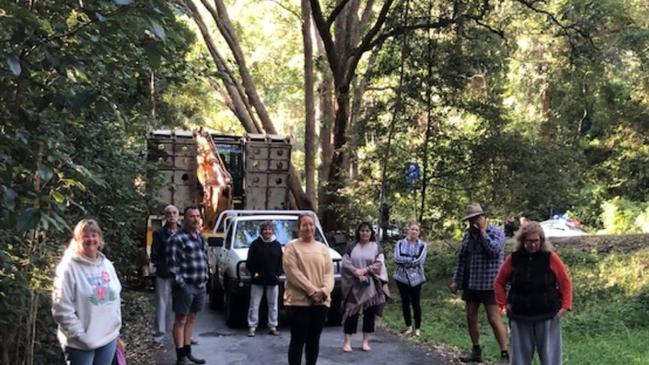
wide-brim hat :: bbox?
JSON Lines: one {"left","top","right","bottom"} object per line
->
{"left": 462, "top": 203, "right": 485, "bottom": 221}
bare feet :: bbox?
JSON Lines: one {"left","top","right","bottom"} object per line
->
{"left": 361, "top": 342, "right": 371, "bottom": 352}
{"left": 343, "top": 334, "right": 352, "bottom": 352}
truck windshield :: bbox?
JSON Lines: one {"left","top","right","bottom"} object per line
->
{"left": 233, "top": 219, "right": 326, "bottom": 248}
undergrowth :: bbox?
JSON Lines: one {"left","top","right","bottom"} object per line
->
{"left": 382, "top": 240, "right": 649, "bottom": 364}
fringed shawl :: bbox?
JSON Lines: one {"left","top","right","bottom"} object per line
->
{"left": 341, "top": 241, "right": 390, "bottom": 321}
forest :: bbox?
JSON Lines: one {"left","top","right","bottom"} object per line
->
{"left": 1, "top": 0, "right": 648, "bottom": 363}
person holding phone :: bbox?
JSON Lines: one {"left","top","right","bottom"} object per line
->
{"left": 450, "top": 203, "right": 509, "bottom": 363}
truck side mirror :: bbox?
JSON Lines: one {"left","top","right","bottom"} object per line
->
{"left": 208, "top": 237, "right": 224, "bottom": 247}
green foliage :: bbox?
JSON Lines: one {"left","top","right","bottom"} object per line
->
{"left": 0, "top": 0, "right": 196, "bottom": 362}
{"left": 599, "top": 197, "right": 649, "bottom": 234}
{"left": 334, "top": 0, "right": 649, "bottom": 236}
{"left": 382, "top": 242, "right": 649, "bottom": 364}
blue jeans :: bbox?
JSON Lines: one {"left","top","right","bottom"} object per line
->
{"left": 64, "top": 338, "right": 117, "bottom": 365}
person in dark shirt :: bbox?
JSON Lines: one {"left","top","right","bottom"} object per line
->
{"left": 150, "top": 205, "right": 179, "bottom": 345}
{"left": 503, "top": 213, "right": 517, "bottom": 238}
{"left": 246, "top": 221, "right": 283, "bottom": 337}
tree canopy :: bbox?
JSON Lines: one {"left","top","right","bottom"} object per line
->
{"left": 1, "top": 0, "right": 648, "bottom": 363}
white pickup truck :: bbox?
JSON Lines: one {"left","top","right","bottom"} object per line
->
{"left": 205, "top": 210, "right": 343, "bottom": 327}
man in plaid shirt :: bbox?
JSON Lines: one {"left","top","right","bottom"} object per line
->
{"left": 450, "top": 203, "right": 509, "bottom": 363}
{"left": 167, "top": 206, "right": 208, "bottom": 365}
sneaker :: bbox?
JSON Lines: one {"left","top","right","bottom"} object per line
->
{"left": 248, "top": 328, "right": 256, "bottom": 337}
{"left": 401, "top": 326, "right": 413, "bottom": 336}
{"left": 268, "top": 327, "right": 279, "bottom": 336}
{"left": 152, "top": 339, "right": 165, "bottom": 349}
{"left": 459, "top": 345, "right": 483, "bottom": 363}
{"left": 414, "top": 329, "right": 421, "bottom": 337}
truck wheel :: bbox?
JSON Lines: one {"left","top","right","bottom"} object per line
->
{"left": 225, "top": 290, "right": 245, "bottom": 328}
{"left": 209, "top": 282, "right": 224, "bottom": 310}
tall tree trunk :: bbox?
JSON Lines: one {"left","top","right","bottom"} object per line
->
{"left": 302, "top": 0, "right": 317, "bottom": 207}
{"left": 310, "top": 0, "right": 394, "bottom": 230}
{"left": 317, "top": 37, "right": 334, "bottom": 210}
{"left": 186, "top": 0, "right": 259, "bottom": 133}
{"left": 149, "top": 69, "right": 156, "bottom": 119}
{"left": 378, "top": 0, "right": 409, "bottom": 214}
{"left": 419, "top": 4, "right": 433, "bottom": 224}
{"left": 347, "top": 50, "right": 377, "bottom": 180}
{"left": 188, "top": 0, "right": 312, "bottom": 209}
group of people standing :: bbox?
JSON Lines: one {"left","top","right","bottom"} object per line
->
{"left": 51, "top": 202, "right": 572, "bottom": 365}
{"left": 52, "top": 205, "right": 209, "bottom": 365}
{"left": 450, "top": 203, "right": 573, "bottom": 365}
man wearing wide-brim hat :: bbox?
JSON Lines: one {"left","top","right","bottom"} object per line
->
{"left": 450, "top": 203, "right": 509, "bottom": 364}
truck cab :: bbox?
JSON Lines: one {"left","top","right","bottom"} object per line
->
{"left": 206, "top": 210, "right": 343, "bottom": 327}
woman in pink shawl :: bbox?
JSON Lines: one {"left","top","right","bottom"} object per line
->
{"left": 341, "top": 222, "right": 390, "bottom": 352}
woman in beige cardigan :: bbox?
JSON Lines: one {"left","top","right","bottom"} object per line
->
{"left": 283, "top": 213, "right": 334, "bottom": 365}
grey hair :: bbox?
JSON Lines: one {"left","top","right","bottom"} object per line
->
{"left": 164, "top": 204, "right": 179, "bottom": 214}
{"left": 513, "top": 221, "right": 554, "bottom": 252}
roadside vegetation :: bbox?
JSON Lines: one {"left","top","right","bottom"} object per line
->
{"left": 382, "top": 239, "right": 649, "bottom": 364}
{"left": 2, "top": 1, "right": 648, "bottom": 364}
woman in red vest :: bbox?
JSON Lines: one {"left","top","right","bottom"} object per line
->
{"left": 494, "top": 221, "right": 573, "bottom": 365}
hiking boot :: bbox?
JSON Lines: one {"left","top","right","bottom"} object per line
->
{"left": 186, "top": 353, "right": 206, "bottom": 364}
{"left": 498, "top": 350, "right": 510, "bottom": 364}
{"left": 268, "top": 327, "right": 279, "bottom": 336}
{"left": 248, "top": 327, "right": 256, "bottom": 337}
{"left": 459, "top": 345, "right": 483, "bottom": 363}
{"left": 175, "top": 357, "right": 190, "bottom": 365}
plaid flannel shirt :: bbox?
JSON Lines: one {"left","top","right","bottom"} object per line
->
{"left": 453, "top": 224, "right": 504, "bottom": 291}
{"left": 166, "top": 228, "right": 208, "bottom": 287}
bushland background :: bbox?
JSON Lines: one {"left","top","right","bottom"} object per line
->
{"left": 1, "top": 1, "right": 648, "bottom": 364}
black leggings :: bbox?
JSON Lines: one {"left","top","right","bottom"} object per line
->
{"left": 397, "top": 282, "right": 422, "bottom": 329}
{"left": 288, "top": 306, "right": 327, "bottom": 365}
{"left": 343, "top": 305, "right": 378, "bottom": 334}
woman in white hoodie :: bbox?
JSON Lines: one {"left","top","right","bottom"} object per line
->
{"left": 52, "top": 219, "right": 122, "bottom": 365}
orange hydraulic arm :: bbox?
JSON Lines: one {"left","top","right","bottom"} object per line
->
{"left": 196, "top": 128, "right": 234, "bottom": 230}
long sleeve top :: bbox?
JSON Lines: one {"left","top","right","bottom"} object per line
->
{"left": 494, "top": 251, "right": 573, "bottom": 313}
{"left": 246, "top": 236, "right": 283, "bottom": 286}
{"left": 52, "top": 250, "right": 122, "bottom": 350}
{"left": 393, "top": 238, "right": 427, "bottom": 286}
{"left": 282, "top": 239, "right": 334, "bottom": 307}
{"left": 150, "top": 225, "right": 175, "bottom": 278}
{"left": 166, "top": 229, "right": 208, "bottom": 287}
{"left": 453, "top": 225, "right": 504, "bottom": 290}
